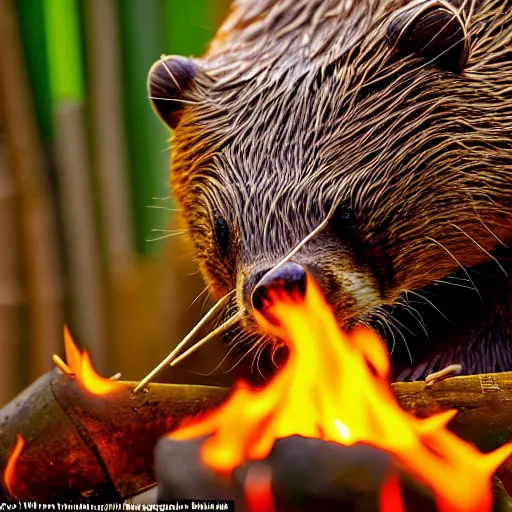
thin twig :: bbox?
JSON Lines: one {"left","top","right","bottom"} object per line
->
{"left": 169, "top": 312, "right": 244, "bottom": 368}
{"left": 133, "top": 290, "right": 236, "bottom": 392}
{"left": 52, "top": 354, "right": 74, "bottom": 376}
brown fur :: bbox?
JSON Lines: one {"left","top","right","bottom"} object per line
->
{"left": 155, "top": 0, "right": 512, "bottom": 381}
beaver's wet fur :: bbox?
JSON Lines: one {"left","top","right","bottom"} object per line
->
{"left": 149, "top": 0, "right": 512, "bottom": 382}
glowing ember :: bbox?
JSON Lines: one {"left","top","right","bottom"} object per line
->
{"left": 244, "top": 464, "right": 275, "bottom": 512}
{"left": 64, "top": 326, "right": 119, "bottom": 395}
{"left": 4, "top": 434, "right": 24, "bottom": 498}
{"left": 380, "top": 472, "right": 405, "bottom": 512}
{"left": 171, "top": 275, "right": 512, "bottom": 512}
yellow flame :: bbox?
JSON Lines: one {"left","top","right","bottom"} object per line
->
{"left": 171, "top": 275, "right": 512, "bottom": 512}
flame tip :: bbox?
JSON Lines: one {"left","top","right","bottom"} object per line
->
{"left": 62, "top": 324, "right": 119, "bottom": 396}
{"left": 4, "top": 434, "right": 25, "bottom": 499}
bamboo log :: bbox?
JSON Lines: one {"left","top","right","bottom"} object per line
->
{"left": 0, "top": 371, "right": 228, "bottom": 502}
{"left": 2, "top": 372, "right": 512, "bottom": 502}
{"left": 393, "top": 373, "right": 512, "bottom": 494}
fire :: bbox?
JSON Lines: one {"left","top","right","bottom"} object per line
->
{"left": 380, "top": 472, "right": 405, "bottom": 512}
{"left": 171, "top": 275, "right": 512, "bottom": 512}
{"left": 244, "top": 464, "right": 275, "bottom": 512}
{"left": 4, "top": 434, "right": 24, "bottom": 498}
{"left": 64, "top": 326, "right": 119, "bottom": 395}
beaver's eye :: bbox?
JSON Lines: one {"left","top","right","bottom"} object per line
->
{"left": 214, "top": 217, "right": 230, "bottom": 257}
{"left": 332, "top": 206, "right": 356, "bottom": 234}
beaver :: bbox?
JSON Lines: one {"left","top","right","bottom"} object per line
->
{"left": 147, "top": 0, "right": 512, "bottom": 382}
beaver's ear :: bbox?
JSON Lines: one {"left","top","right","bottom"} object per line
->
{"left": 148, "top": 55, "right": 200, "bottom": 130}
{"left": 387, "top": 0, "right": 470, "bottom": 73}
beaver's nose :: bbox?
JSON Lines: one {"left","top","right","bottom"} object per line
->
{"left": 251, "top": 262, "right": 307, "bottom": 311}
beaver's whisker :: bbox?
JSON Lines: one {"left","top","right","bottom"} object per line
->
{"left": 417, "top": 1, "right": 466, "bottom": 56}
{"left": 133, "top": 290, "right": 236, "bottom": 392}
{"left": 220, "top": 334, "right": 250, "bottom": 364}
{"left": 378, "top": 311, "right": 398, "bottom": 354}
{"left": 385, "top": 322, "right": 397, "bottom": 357}
{"left": 149, "top": 228, "right": 187, "bottom": 234}
{"left": 475, "top": 213, "right": 510, "bottom": 248}
{"left": 426, "top": 236, "right": 482, "bottom": 301}
{"left": 250, "top": 342, "right": 263, "bottom": 375}
{"left": 422, "top": 33, "right": 468, "bottom": 69}
{"left": 146, "top": 235, "right": 183, "bottom": 242}
{"left": 435, "top": 279, "right": 480, "bottom": 292}
{"left": 387, "top": 315, "right": 413, "bottom": 365}
{"left": 188, "top": 340, "right": 243, "bottom": 378}
{"left": 406, "top": 289, "right": 451, "bottom": 323}
{"left": 146, "top": 205, "right": 179, "bottom": 212}
{"left": 186, "top": 286, "right": 211, "bottom": 313}
{"left": 467, "top": 268, "right": 510, "bottom": 281}
{"left": 256, "top": 349, "right": 268, "bottom": 381}
{"left": 370, "top": 306, "right": 412, "bottom": 364}
{"left": 183, "top": 332, "right": 252, "bottom": 378}
{"left": 225, "top": 337, "right": 264, "bottom": 375}
{"left": 151, "top": 196, "right": 172, "bottom": 201}
{"left": 145, "top": 230, "right": 188, "bottom": 242}
{"left": 386, "top": 310, "right": 419, "bottom": 338}
{"left": 450, "top": 223, "right": 508, "bottom": 277}
{"left": 169, "top": 312, "right": 244, "bottom": 368}
{"left": 147, "top": 95, "right": 199, "bottom": 106}
{"left": 443, "top": 275, "right": 471, "bottom": 282}
{"left": 193, "top": 330, "right": 253, "bottom": 377}
{"left": 365, "top": 309, "right": 397, "bottom": 356}
{"left": 270, "top": 343, "right": 285, "bottom": 369}
{"left": 252, "top": 341, "right": 268, "bottom": 380}
{"left": 401, "top": 294, "right": 429, "bottom": 330}
{"left": 396, "top": 298, "right": 430, "bottom": 340}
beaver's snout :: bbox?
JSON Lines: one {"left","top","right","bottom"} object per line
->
{"left": 250, "top": 262, "right": 307, "bottom": 312}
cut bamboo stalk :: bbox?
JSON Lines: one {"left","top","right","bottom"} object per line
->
{"left": 42, "top": 0, "right": 107, "bottom": 372}
{"left": 0, "top": 0, "right": 63, "bottom": 382}
{"left": 83, "top": 0, "right": 134, "bottom": 270}
{"left": 53, "top": 103, "right": 108, "bottom": 373}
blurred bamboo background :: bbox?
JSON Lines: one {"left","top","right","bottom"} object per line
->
{"left": 0, "top": 0, "right": 231, "bottom": 406}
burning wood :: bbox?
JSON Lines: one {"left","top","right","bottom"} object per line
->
{"left": 168, "top": 274, "right": 512, "bottom": 512}
{"left": 3, "top": 294, "right": 512, "bottom": 507}
{"left": 0, "top": 330, "right": 228, "bottom": 502}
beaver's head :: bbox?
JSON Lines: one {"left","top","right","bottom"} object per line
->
{"left": 149, "top": 0, "right": 512, "bottom": 381}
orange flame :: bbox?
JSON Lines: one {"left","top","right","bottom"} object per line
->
{"left": 171, "top": 276, "right": 512, "bottom": 512}
{"left": 64, "top": 326, "right": 119, "bottom": 395}
{"left": 4, "top": 434, "right": 24, "bottom": 498}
